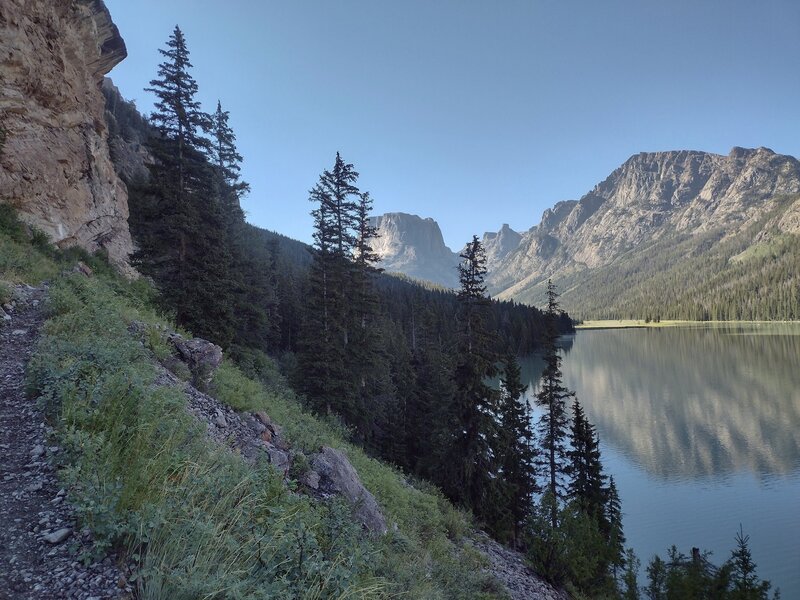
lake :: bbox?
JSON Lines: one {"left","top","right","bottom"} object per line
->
{"left": 519, "top": 323, "right": 800, "bottom": 597}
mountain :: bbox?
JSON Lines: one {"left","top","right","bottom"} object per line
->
{"left": 483, "top": 223, "right": 522, "bottom": 266}
{"left": 489, "top": 147, "right": 800, "bottom": 319}
{"left": 370, "top": 212, "right": 461, "bottom": 288}
{"left": 370, "top": 148, "right": 800, "bottom": 320}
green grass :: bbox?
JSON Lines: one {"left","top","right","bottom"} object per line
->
{"left": 4, "top": 199, "right": 502, "bottom": 598}
{"left": 30, "top": 274, "right": 388, "bottom": 599}
{"left": 211, "top": 361, "right": 496, "bottom": 597}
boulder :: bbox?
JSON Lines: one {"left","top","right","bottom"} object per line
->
{"left": 265, "top": 444, "right": 290, "bottom": 474}
{"left": 169, "top": 335, "right": 223, "bottom": 387}
{"left": 309, "top": 447, "right": 387, "bottom": 535}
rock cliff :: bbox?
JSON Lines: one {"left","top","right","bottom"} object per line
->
{"left": 0, "top": 0, "right": 132, "bottom": 271}
{"left": 370, "top": 212, "right": 461, "bottom": 288}
{"left": 482, "top": 223, "right": 522, "bottom": 269}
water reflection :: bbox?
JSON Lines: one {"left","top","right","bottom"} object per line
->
{"left": 519, "top": 324, "right": 800, "bottom": 480}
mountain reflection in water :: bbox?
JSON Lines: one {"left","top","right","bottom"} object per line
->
{"left": 520, "top": 324, "right": 800, "bottom": 480}
{"left": 518, "top": 323, "right": 800, "bottom": 596}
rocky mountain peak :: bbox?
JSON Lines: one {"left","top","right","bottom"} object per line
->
{"left": 370, "top": 212, "right": 460, "bottom": 288}
{"left": 483, "top": 223, "right": 522, "bottom": 265}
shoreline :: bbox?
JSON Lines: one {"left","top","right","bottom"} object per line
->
{"left": 575, "top": 319, "right": 800, "bottom": 330}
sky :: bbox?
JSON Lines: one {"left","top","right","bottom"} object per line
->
{"left": 104, "top": 0, "right": 800, "bottom": 248}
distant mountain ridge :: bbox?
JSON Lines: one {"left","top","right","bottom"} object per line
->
{"left": 372, "top": 147, "right": 800, "bottom": 320}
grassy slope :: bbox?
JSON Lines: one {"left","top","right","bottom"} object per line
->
{"left": 1, "top": 215, "right": 504, "bottom": 599}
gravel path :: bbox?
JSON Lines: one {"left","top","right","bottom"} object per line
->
{"left": 0, "top": 284, "right": 129, "bottom": 600}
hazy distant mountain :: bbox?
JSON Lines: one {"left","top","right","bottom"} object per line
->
{"left": 370, "top": 212, "right": 461, "bottom": 288}
{"left": 373, "top": 147, "right": 800, "bottom": 320}
{"left": 490, "top": 147, "right": 800, "bottom": 319}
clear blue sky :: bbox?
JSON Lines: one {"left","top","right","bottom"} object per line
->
{"left": 104, "top": 0, "right": 800, "bottom": 248}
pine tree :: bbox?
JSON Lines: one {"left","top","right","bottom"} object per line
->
{"left": 496, "top": 353, "right": 537, "bottom": 546}
{"left": 567, "top": 398, "right": 605, "bottom": 520}
{"left": 727, "top": 527, "right": 774, "bottom": 600}
{"left": 606, "top": 475, "right": 626, "bottom": 580}
{"left": 210, "top": 100, "right": 250, "bottom": 203}
{"left": 536, "top": 279, "right": 573, "bottom": 527}
{"left": 348, "top": 190, "right": 388, "bottom": 442}
{"left": 622, "top": 548, "right": 641, "bottom": 600}
{"left": 298, "top": 153, "right": 363, "bottom": 423}
{"left": 145, "top": 26, "right": 210, "bottom": 172}
{"left": 133, "top": 26, "right": 237, "bottom": 346}
{"left": 446, "top": 236, "right": 500, "bottom": 517}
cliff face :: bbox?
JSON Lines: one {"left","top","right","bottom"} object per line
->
{"left": 482, "top": 224, "right": 521, "bottom": 270}
{"left": 488, "top": 147, "right": 800, "bottom": 304}
{"left": 370, "top": 212, "right": 460, "bottom": 288}
{"left": 0, "top": 0, "right": 132, "bottom": 270}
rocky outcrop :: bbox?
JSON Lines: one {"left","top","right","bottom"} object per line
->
{"left": 169, "top": 335, "right": 224, "bottom": 388}
{"left": 370, "top": 212, "right": 461, "bottom": 288}
{"left": 469, "top": 531, "right": 569, "bottom": 600}
{"left": 307, "top": 446, "right": 388, "bottom": 535}
{"left": 102, "top": 77, "right": 152, "bottom": 183}
{"left": 0, "top": 0, "right": 133, "bottom": 271}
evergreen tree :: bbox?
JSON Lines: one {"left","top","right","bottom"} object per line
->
{"left": 645, "top": 555, "right": 668, "bottom": 600}
{"left": 207, "top": 102, "right": 279, "bottom": 354}
{"left": 496, "top": 353, "right": 537, "bottom": 546}
{"left": 210, "top": 100, "right": 250, "bottom": 203}
{"left": 145, "top": 26, "right": 211, "bottom": 169}
{"left": 622, "top": 548, "right": 641, "bottom": 600}
{"left": 536, "top": 279, "right": 573, "bottom": 527}
{"left": 297, "top": 153, "right": 368, "bottom": 429}
{"left": 405, "top": 302, "right": 456, "bottom": 479}
{"left": 348, "top": 191, "right": 388, "bottom": 443}
{"left": 727, "top": 527, "right": 775, "bottom": 600}
{"left": 567, "top": 398, "right": 606, "bottom": 520}
{"left": 607, "top": 475, "right": 627, "bottom": 580}
{"left": 133, "top": 26, "right": 237, "bottom": 347}
{"left": 446, "top": 236, "right": 500, "bottom": 517}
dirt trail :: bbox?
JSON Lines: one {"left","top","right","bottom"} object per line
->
{"left": 0, "top": 285, "right": 128, "bottom": 600}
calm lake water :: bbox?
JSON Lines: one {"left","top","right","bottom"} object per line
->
{"left": 520, "top": 323, "right": 800, "bottom": 597}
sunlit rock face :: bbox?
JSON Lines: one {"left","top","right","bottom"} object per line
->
{"left": 370, "top": 212, "right": 461, "bottom": 288}
{"left": 489, "top": 148, "right": 800, "bottom": 302}
{"left": 0, "top": 0, "right": 132, "bottom": 271}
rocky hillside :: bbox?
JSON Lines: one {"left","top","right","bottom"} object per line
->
{"left": 370, "top": 212, "right": 461, "bottom": 288}
{"left": 489, "top": 147, "right": 800, "bottom": 318}
{"left": 0, "top": 0, "right": 132, "bottom": 271}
